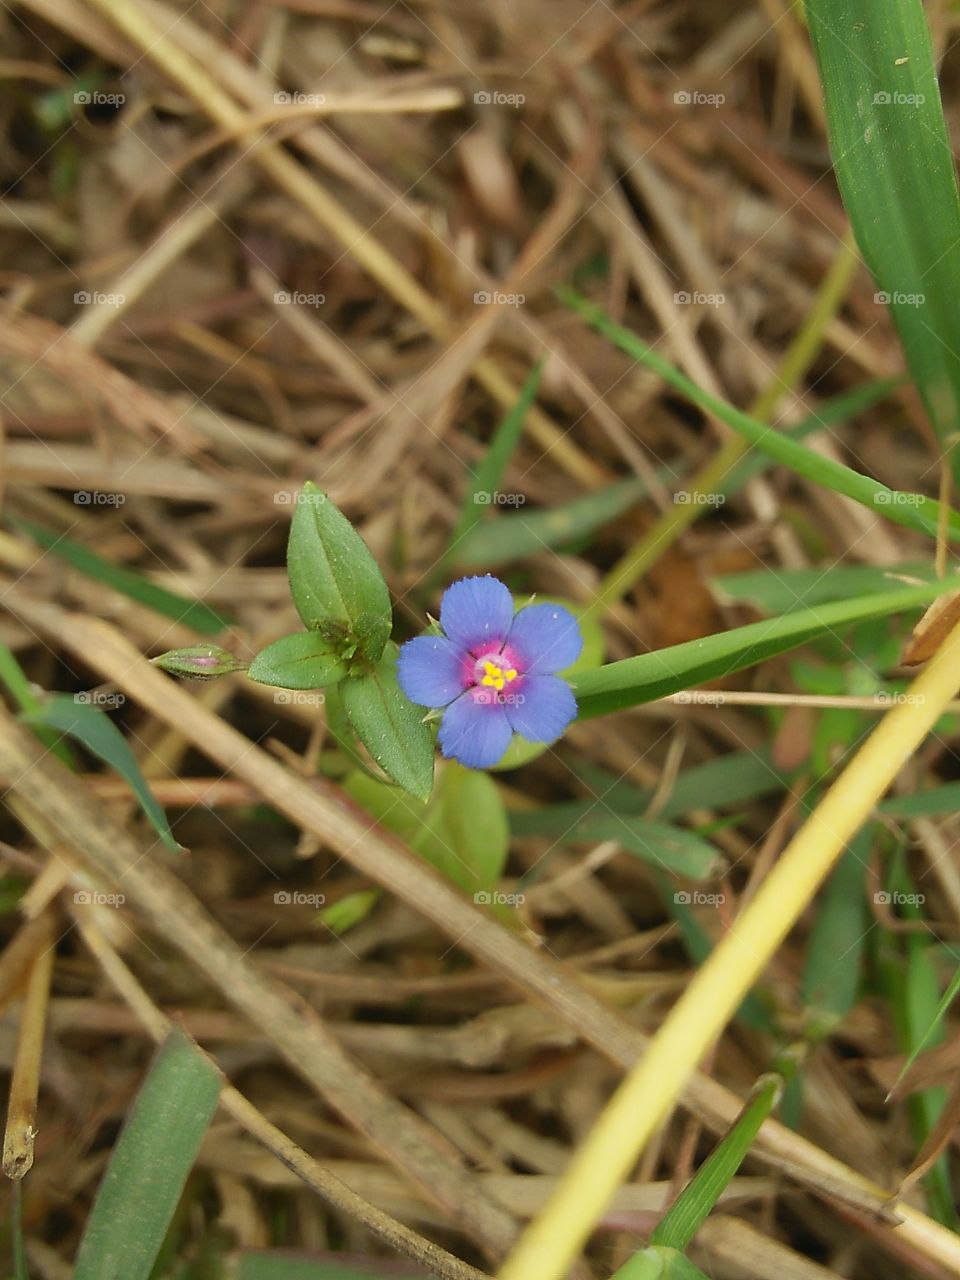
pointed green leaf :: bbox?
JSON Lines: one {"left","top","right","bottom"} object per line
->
{"left": 317, "top": 888, "right": 382, "bottom": 935}
{"left": 805, "top": 0, "right": 960, "bottom": 478}
{"left": 573, "top": 578, "right": 960, "bottom": 719}
{"left": 340, "top": 646, "right": 434, "bottom": 801}
{"left": 23, "top": 694, "right": 179, "bottom": 851}
{"left": 455, "top": 477, "right": 648, "bottom": 570}
{"left": 13, "top": 519, "right": 231, "bottom": 634}
{"left": 286, "top": 484, "right": 391, "bottom": 661}
{"left": 566, "top": 815, "right": 724, "bottom": 881}
{"left": 557, "top": 288, "right": 960, "bottom": 540}
{"left": 74, "top": 1029, "right": 221, "bottom": 1280}
{"left": 248, "top": 633, "right": 347, "bottom": 690}
{"left": 448, "top": 359, "right": 543, "bottom": 557}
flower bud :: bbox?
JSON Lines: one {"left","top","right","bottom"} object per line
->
{"left": 152, "top": 645, "right": 247, "bottom": 680}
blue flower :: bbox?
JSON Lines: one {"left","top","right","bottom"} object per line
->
{"left": 397, "top": 575, "right": 583, "bottom": 769}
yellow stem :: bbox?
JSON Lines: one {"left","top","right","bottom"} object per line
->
{"left": 497, "top": 613, "right": 960, "bottom": 1280}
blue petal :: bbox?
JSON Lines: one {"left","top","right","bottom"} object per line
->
{"left": 506, "top": 675, "right": 577, "bottom": 742}
{"left": 397, "top": 635, "right": 464, "bottom": 708}
{"left": 508, "top": 603, "right": 583, "bottom": 674}
{"left": 439, "top": 576, "right": 513, "bottom": 652}
{"left": 438, "top": 694, "right": 513, "bottom": 768}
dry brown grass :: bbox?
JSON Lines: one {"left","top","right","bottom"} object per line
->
{"left": 0, "top": 2, "right": 958, "bottom": 1278}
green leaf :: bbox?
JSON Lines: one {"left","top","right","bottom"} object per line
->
{"left": 12, "top": 519, "right": 231, "bottom": 635}
{"left": 248, "top": 633, "right": 348, "bottom": 690}
{"left": 662, "top": 878, "right": 772, "bottom": 1033}
{"left": 880, "top": 783, "right": 960, "bottom": 819}
{"left": 23, "top": 694, "right": 179, "bottom": 851}
{"left": 805, "top": 0, "right": 960, "bottom": 477}
{"left": 74, "top": 1029, "right": 221, "bottom": 1280}
{"left": 540, "top": 748, "right": 791, "bottom": 830}
{"left": 455, "top": 476, "right": 648, "bottom": 569}
{"left": 423, "top": 763, "right": 509, "bottom": 894}
{"left": 344, "top": 762, "right": 508, "bottom": 895}
{"left": 317, "top": 889, "right": 382, "bottom": 934}
{"left": 584, "top": 816, "right": 725, "bottom": 880}
{"left": 340, "top": 646, "right": 434, "bottom": 801}
{"left": 802, "top": 835, "right": 869, "bottom": 1028}
{"left": 237, "top": 1255, "right": 435, "bottom": 1280}
{"left": 721, "top": 375, "right": 904, "bottom": 492}
{"left": 573, "top": 578, "right": 960, "bottom": 720}
{"left": 613, "top": 1247, "right": 711, "bottom": 1280}
{"left": 448, "top": 360, "right": 544, "bottom": 557}
{"left": 456, "top": 377, "right": 900, "bottom": 573}
{"left": 649, "top": 1054, "right": 796, "bottom": 1254}
{"left": 0, "top": 643, "right": 75, "bottom": 766}
{"left": 711, "top": 562, "right": 934, "bottom": 614}
{"left": 557, "top": 288, "right": 960, "bottom": 541}
{"left": 286, "top": 484, "right": 392, "bottom": 662}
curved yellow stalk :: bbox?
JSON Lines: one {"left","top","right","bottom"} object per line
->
{"left": 498, "top": 616, "right": 960, "bottom": 1280}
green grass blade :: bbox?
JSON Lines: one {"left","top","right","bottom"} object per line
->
{"left": 650, "top": 1049, "right": 799, "bottom": 1251}
{"left": 574, "top": 578, "right": 960, "bottom": 718}
{"left": 805, "top": 0, "right": 960, "bottom": 476}
{"left": 13, "top": 519, "right": 232, "bottom": 635}
{"left": 880, "top": 783, "right": 960, "bottom": 819}
{"left": 447, "top": 359, "right": 544, "bottom": 557}
{"left": 612, "top": 1246, "right": 711, "bottom": 1280}
{"left": 0, "top": 643, "right": 75, "bottom": 766}
{"left": 880, "top": 860, "right": 956, "bottom": 1224}
{"left": 512, "top": 748, "right": 789, "bottom": 835}
{"left": 458, "top": 376, "right": 901, "bottom": 573}
{"left": 455, "top": 476, "right": 648, "bottom": 569}
{"left": 801, "top": 836, "right": 869, "bottom": 1030}
{"left": 23, "top": 694, "right": 180, "bottom": 851}
{"left": 74, "top": 1029, "right": 222, "bottom": 1280}
{"left": 558, "top": 288, "right": 960, "bottom": 541}
{"left": 711, "top": 562, "right": 932, "bottom": 614}
{"left": 721, "top": 375, "right": 904, "bottom": 491}
{"left": 237, "top": 1257, "right": 434, "bottom": 1280}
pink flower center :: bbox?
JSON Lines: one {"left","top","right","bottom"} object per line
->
{"left": 464, "top": 646, "right": 524, "bottom": 705}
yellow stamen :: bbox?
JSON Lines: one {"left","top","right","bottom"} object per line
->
{"left": 479, "top": 660, "right": 518, "bottom": 693}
